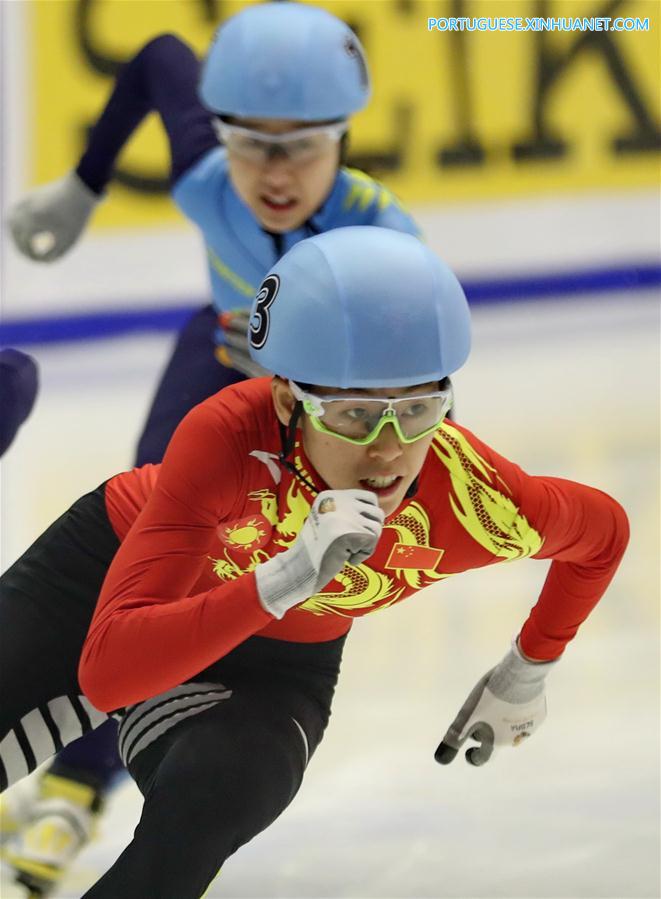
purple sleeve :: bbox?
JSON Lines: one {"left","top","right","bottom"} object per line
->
{"left": 0, "top": 349, "right": 39, "bottom": 457}
{"left": 75, "top": 34, "right": 217, "bottom": 195}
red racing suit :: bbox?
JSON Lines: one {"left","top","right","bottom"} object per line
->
{"left": 79, "top": 378, "right": 629, "bottom": 711}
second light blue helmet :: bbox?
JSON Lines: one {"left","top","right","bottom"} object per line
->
{"left": 249, "top": 227, "right": 471, "bottom": 388}
{"left": 199, "top": 2, "right": 370, "bottom": 120}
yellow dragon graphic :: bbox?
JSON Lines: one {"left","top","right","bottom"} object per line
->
{"left": 211, "top": 430, "right": 542, "bottom": 616}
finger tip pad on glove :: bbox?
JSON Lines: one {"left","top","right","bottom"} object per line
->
{"left": 435, "top": 740, "right": 491, "bottom": 767}
{"left": 434, "top": 742, "right": 458, "bottom": 765}
{"left": 465, "top": 746, "right": 488, "bottom": 766}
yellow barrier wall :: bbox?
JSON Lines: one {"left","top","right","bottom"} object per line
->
{"left": 30, "top": 0, "right": 660, "bottom": 228}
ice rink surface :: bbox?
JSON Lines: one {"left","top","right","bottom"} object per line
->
{"left": 0, "top": 293, "right": 659, "bottom": 898}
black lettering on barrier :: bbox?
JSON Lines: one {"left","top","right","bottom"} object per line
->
{"left": 75, "top": 0, "right": 122, "bottom": 78}
{"left": 436, "top": 0, "right": 486, "bottom": 167}
{"left": 74, "top": 0, "right": 223, "bottom": 194}
{"left": 512, "top": 0, "right": 661, "bottom": 161}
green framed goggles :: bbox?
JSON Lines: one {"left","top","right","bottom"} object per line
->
{"left": 289, "top": 380, "right": 453, "bottom": 446}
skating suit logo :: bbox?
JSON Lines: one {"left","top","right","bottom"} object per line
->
{"left": 217, "top": 516, "right": 271, "bottom": 553}
{"left": 209, "top": 426, "right": 542, "bottom": 618}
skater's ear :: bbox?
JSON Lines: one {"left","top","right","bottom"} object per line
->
{"left": 271, "top": 376, "right": 296, "bottom": 427}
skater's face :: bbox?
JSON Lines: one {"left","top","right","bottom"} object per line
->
{"left": 223, "top": 117, "right": 342, "bottom": 233}
{"left": 272, "top": 378, "right": 440, "bottom": 518}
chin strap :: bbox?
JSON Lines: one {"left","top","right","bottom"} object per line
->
{"left": 405, "top": 477, "right": 419, "bottom": 499}
{"left": 278, "top": 403, "right": 319, "bottom": 495}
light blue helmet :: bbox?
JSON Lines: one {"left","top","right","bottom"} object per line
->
{"left": 199, "top": 2, "right": 370, "bottom": 120}
{"left": 249, "top": 227, "right": 471, "bottom": 388}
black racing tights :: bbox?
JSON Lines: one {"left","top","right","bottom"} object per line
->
{"left": 85, "top": 686, "right": 318, "bottom": 899}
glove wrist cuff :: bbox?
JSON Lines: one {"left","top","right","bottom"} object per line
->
{"left": 68, "top": 171, "right": 104, "bottom": 208}
{"left": 512, "top": 637, "right": 555, "bottom": 665}
{"left": 487, "top": 643, "right": 559, "bottom": 703}
{"left": 255, "top": 543, "right": 316, "bottom": 619}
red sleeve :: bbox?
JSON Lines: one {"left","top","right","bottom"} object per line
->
{"left": 451, "top": 424, "right": 630, "bottom": 661}
{"left": 517, "top": 475, "right": 629, "bottom": 659}
{"left": 79, "top": 401, "right": 274, "bottom": 712}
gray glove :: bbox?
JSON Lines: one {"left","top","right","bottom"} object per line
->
{"left": 8, "top": 172, "right": 101, "bottom": 262}
{"left": 216, "top": 309, "right": 271, "bottom": 379}
{"left": 255, "top": 489, "right": 384, "bottom": 619}
{"left": 435, "top": 640, "right": 559, "bottom": 767}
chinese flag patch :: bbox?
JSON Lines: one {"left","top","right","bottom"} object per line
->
{"left": 385, "top": 542, "right": 445, "bottom": 571}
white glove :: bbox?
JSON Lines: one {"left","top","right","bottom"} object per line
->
{"left": 435, "top": 640, "right": 559, "bottom": 767}
{"left": 255, "top": 489, "right": 384, "bottom": 619}
{"left": 8, "top": 172, "right": 101, "bottom": 262}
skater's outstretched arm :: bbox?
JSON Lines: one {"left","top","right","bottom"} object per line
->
{"left": 9, "top": 34, "right": 217, "bottom": 261}
{"left": 76, "top": 33, "right": 216, "bottom": 194}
